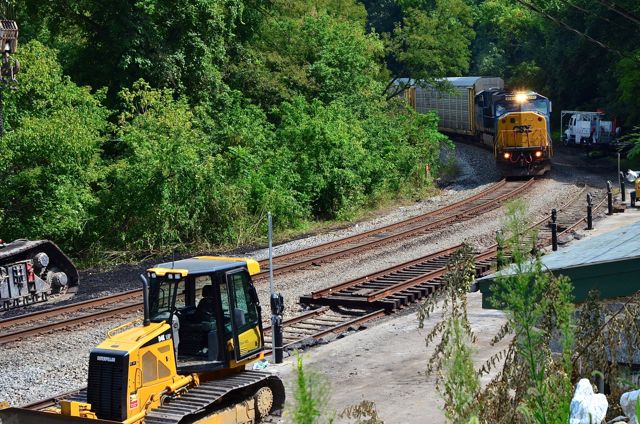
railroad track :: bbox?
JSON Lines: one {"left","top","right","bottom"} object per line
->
{"left": 262, "top": 186, "right": 609, "bottom": 351}
{"left": 0, "top": 290, "right": 142, "bottom": 344}
{"left": 3, "top": 181, "right": 600, "bottom": 348}
{"left": 1, "top": 178, "right": 534, "bottom": 343}
{"left": 254, "top": 178, "right": 535, "bottom": 279}
{"left": 21, "top": 182, "right": 608, "bottom": 411}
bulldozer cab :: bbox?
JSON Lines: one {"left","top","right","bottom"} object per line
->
{"left": 145, "top": 256, "right": 264, "bottom": 373}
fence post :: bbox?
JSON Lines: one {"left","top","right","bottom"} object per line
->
{"left": 620, "top": 172, "right": 626, "bottom": 203}
{"left": 551, "top": 209, "right": 558, "bottom": 251}
{"left": 496, "top": 230, "right": 504, "bottom": 270}
{"left": 607, "top": 181, "right": 613, "bottom": 215}
{"left": 587, "top": 193, "right": 593, "bottom": 230}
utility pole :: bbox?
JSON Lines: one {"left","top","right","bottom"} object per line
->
{"left": 0, "top": 19, "right": 19, "bottom": 136}
{"left": 268, "top": 213, "right": 284, "bottom": 364}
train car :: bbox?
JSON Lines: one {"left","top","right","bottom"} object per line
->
{"left": 0, "top": 239, "right": 79, "bottom": 310}
{"left": 402, "top": 77, "right": 552, "bottom": 177}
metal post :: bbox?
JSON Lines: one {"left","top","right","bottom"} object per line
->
{"left": 618, "top": 152, "right": 621, "bottom": 189}
{"left": 268, "top": 212, "right": 284, "bottom": 364}
{"left": 496, "top": 230, "right": 504, "bottom": 270}
{"left": 607, "top": 181, "right": 613, "bottom": 215}
{"left": 271, "top": 300, "right": 283, "bottom": 363}
{"left": 551, "top": 209, "right": 558, "bottom": 251}
{"left": 268, "top": 213, "right": 274, "bottom": 295}
{"left": 620, "top": 171, "right": 626, "bottom": 203}
{"left": 587, "top": 193, "right": 593, "bottom": 230}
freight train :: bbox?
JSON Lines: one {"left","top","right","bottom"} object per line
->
{"left": 402, "top": 77, "right": 552, "bottom": 177}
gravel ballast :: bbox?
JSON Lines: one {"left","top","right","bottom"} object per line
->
{"left": 0, "top": 142, "right": 619, "bottom": 407}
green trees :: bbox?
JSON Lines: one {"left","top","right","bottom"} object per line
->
{"left": 362, "top": 0, "right": 476, "bottom": 98}
{"left": 0, "top": 41, "right": 108, "bottom": 245}
{"left": 471, "top": 0, "right": 640, "bottom": 126}
{"left": 2, "top": 0, "right": 451, "bottom": 257}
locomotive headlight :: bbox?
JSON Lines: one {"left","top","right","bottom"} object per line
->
{"left": 515, "top": 93, "right": 528, "bottom": 103}
{"left": 503, "top": 152, "right": 511, "bottom": 159}
{"left": 534, "top": 151, "right": 543, "bottom": 158}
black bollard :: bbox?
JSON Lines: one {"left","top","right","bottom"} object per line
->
{"left": 587, "top": 193, "right": 593, "bottom": 230}
{"left": 496, "top": 230, "right": 504, "bottom": 270}
{"left": 270, "top": 293, "right": 284, "bottom": 364}
{"left": 620, "top": 172, "right": 626, "bottom": 202}
{"left": 551, "top": 208, "right": 558, "bottom": 251}
{"left": 607, "top": 181, "right": 613, "bottom": 215}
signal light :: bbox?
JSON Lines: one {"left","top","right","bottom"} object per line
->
{"left": 538, "top": 117, "right": 542, "bottom": 122}
{"left": 503, "top": 152, "right": 511, "bottom": 159}
{"left": 534, "top": 151, "right": 543, "bottom": 158}
{"left": 501, "top": 119, "right": 506, "bottom": 124}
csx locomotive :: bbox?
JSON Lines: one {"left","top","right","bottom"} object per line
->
{"left": 403, "top": 77, "right": 552, "bottom": 177}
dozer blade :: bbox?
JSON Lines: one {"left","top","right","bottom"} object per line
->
{"left": 0, "top": 408, "right": 113, "bottom": 424}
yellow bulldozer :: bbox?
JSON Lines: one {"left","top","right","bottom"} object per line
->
{"left": 0, "top": 256, "right": 285, "bottom": 423}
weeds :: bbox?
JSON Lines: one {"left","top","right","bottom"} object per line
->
{"left": 419, "top": 244, "right": 480, "bottom": 422}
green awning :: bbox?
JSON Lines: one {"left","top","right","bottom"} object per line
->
{"left": 477, "top": 220, "right": 640, "bottom": 308}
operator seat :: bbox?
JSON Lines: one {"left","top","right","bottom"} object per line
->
{"left": 178, "top": 285, "right": 221, "bottom": 362}
{"left": 194, "top": 285, "right": 215, "bottom": 322}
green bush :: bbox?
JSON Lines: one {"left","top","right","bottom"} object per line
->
{"left": 95, "top": 81, "right": 236, "bottom": 250}
{"left": 0, "top": 41, "right": 108, "bottom": 249}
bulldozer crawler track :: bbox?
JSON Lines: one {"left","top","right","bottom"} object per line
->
{"left": 145, "top": 371, "right": 284, "bottom": 424}
{"left": 20, "top": 372, "right": 284, "bottom": 424}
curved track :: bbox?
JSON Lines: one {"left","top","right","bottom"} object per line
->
{"left": 0, "top": 179, "right": 535, "bottom": 343}
{"left": 20, "top": 181, "right": 609, "bottom": 411}
{"left": 254, "top": 179, "right": 534, "bottom": 279}
{"left": 2, "top": 180, "right": 604, "bottom": 347}
{"left": 262, "top": 186, "right": 608, "bottom": 351}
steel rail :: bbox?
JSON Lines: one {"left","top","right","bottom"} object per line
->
{"left": 255, "top": 178, "right": 534, "bottom": 278}
{"left": 0, "top": 302, "right": 141, "bottom": 345}
{"left": 0, "top": 179, "right": 533, "bottom": 336}
{"left": 279, "top": 309, "right": 386, "bottom": 350}
{"left": 308, "top": 244, "right": 464, "bottom": 300}
{"left": 258, "top": 180, "right": 508, "bottom": 265}
{"left": 0, "top": 289, "right": 141, "bottom": 331}
{"left": 264, "top": 185, "right": 604, "bottom": 353}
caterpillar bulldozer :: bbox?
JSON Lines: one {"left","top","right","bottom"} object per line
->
{"left": 0, "top": 256, "right": 285, "bottom": 423}
{"left": 0, "top": 239, "right": 79, "bottom": 310}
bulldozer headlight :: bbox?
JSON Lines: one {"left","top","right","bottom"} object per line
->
{"left": 503, "top": 152, "right": 511, "bottom": 159}
{"left": 148, "top": 272, "right": 157, "bottom": 279}
{"left": 535, "top": 151, "right": 543, "bottom": 158}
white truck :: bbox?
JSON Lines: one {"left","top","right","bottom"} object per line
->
{"left": 561, "top": 110, "right": 617, "bottom": 146}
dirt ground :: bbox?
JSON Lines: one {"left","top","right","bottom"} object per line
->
{"left": 268, "top": 293, "right": 509, "bottom": 423}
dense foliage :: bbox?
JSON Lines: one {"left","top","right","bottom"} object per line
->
{"left": 0, "top": 0, "right": 450, "bottom": 256}
{"left": 2, "top": 0, "right": 639, "bottom": 257}
{"left": 471, "top": 0, "right": 640, "bottom": 124}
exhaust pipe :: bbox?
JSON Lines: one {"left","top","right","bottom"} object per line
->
{"left": 139, "top": 274, "right": 150, "bottom": 326}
